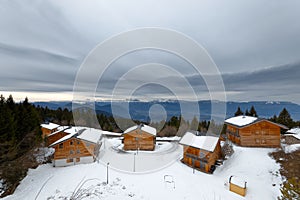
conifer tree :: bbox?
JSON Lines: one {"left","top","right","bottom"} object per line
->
{"left": 249, "top": 106, "right": 258, "bottom": 117}
{"left": 234, "top": 106, "right": 244, "bottom": 116}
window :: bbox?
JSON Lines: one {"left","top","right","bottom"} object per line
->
{"left": 59, "top": 143, "right": 63, "bottom": 149}
{"left": 70, "top": 141, "right": 73, "bottom": 145}
{"left": 77, "top": 141, "right": 80, "bottom": 145}
{"left": 255, "top": 139, "right": 260, "bottom": 144}
{"left": 76, "top": 158, "right": 80, "bottom": 162}
{"left": 76, "top": 149, "right": 80, "bottom": 154}
{"left": 70, "top": 150, "right": 74, "bottom": 154}
{"left": 67, "top": 158, "right": 73, "bottom": 163}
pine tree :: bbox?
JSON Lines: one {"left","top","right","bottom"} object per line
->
{"left": 234, "top": 106, "right": 244, "bottom": 116}
{"left": 249, "top": 106, "right": 258, "bottom": 117}
{"left": 278, "top": 108, "right": 294, "bottom": 128}
{"left": 245, "top": 109, "right": 250, "bottom": 116}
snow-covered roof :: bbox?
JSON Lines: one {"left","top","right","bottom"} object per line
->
{"left": 41, "top": 122, "right": 60, "bottom": 130}
{"left": 225, "top": 116, "right": 258, "bottom": 127}
{"left": 77, "top": 128, "right": 102, "bottom": 143}
{"left": 286, "top": 128, "right": 300, "bottom": 140}
{"left": 230, "top": 176, "right": 247, "bottom": 188}
{"left": 48, "top": 126, "right": 70, "bottom": 137}
{"left": 49, "top": 127, "right": 102, "bottom": 146}
{"left": 102, "top": 131, "right": 122, "bottom": 136}
{"left": 124, "top": 124, "right": 157, "bottom": 136}
{"left": 179, "top": 132, "right": 219, "bottom": 152}
{"left": 225, "top": 116, "right": 288, "bottom": 129}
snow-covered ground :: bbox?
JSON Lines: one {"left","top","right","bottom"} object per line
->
{"left": 3, "top": 140, "right": 283, "bottom": 200}
{"left": 281, "top": 143, "right": 300, "bottom": 153}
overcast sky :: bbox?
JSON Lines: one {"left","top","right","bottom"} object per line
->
{"left": 0, "top": 0, "right": 300, "bottom": 103}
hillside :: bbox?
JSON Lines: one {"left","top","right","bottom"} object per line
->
{"left": 3, "top": 140, "right": 283, "bottom": 200}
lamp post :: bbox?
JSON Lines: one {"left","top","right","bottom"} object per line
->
{"left": 106, "top": 162, "right": 110, "bottom": 184}
{"left": 133, "top": 153, "right": 136, "bottom": 172}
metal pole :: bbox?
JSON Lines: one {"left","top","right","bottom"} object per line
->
{"left": 133, "top": 153, "right": 136, "bottom": 172}
{"left": 106, "top": 162, "right": 110, "bottom": 184}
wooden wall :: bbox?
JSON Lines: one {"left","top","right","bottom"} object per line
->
{"left": 227, "top": 121, "right": 281, "bottom": 147}
{"left": 52, "top": 138, "right": 98, "bottom": 162}
{"left": 41, "top": 127, "right": 57, "bottom": 138}
{"left": 47, "top": 131, "right": 68, "bottom": 146}
{"left": 123, "top": 130, "right": 155, "bottom": 151}
{"left": 229, "top": 183, "right": 246, "bottom": 197}
{"left": 182, "top": 140, "right": 221, "bottom": 173}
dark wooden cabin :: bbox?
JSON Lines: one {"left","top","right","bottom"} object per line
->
{"left": 225, "top": 116, "right": 288, "bottom": 147}
{"left": 123, "top": 124, "right": 157, "bottom": 151}
{"left": 179, "top": 132, "right": 222, "bottom": 174}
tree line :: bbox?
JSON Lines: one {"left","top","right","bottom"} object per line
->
{"left": 1, "top": 95, "right": 300, "bottom": 163}
{"left": 234, "top": 105, "right": 300, "bottom": 129}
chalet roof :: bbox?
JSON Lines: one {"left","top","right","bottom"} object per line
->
{"left": 48, "top": 126, "right": 70, "bottom": 137}
{"left": 49, "top": 127, "right": 85, "bottom": 147}
{"left": 179, "top": 132, "right": 219, "bottom": 152}
{"left": 225, "top": 116, "right": 258, "bottom": 127}
{"left": 225, "top": 116, "right": 288, "bottom": 129}
{"left": 40, "top": 122, "right": 60, "bottom": 130}
{"left": 49, "top": 127, "right": 102, "bottom": 147}
{"left": 124, "top": 124, "right": 157, "bottom": 136}
{"left": 286, "top": 127, "right": 300, "bottom": 140}
{"left": 229, "top": 176, "right": 247, "bottom": 188}
{"left": 77, "top": 128, "right": 103, "bottom": 143}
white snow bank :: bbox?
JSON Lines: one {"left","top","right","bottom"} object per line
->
{"left": 286, "top": 127, "right": 300, "bottom": 140}
{"left": 282, "top": 143, "right": 300, "bottom": 153}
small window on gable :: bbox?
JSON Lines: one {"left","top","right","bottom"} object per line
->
{"left": 77, "top": 141, "right": 80, "bottom": 145}
{"left": 70, "top": 150, "right": 74, "bottom": 154}
{"left": 70, "top": 141, "right": 73, "bottom": 145}
{"left": 59, "top": 143, "right": 63, "bottom": 149}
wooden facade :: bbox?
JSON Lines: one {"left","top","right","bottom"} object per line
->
{"left": 123, "top": 130, "right": 156, "bottom": 151}
{"left": 47, "top": 131, "right": 68, "bottom": 146}
{"left": 51, "top": 137, "right": 99, "bottom": 165}
{"left": 49, "top": 128, "right": 102, "bottom": 167}
{"left": 180, "top": 133, "right": 222, "bottom": 174}
{"left": 229, "top": 176, "right": 247, "bottom": 197}
{"left": 225, "top": 117, "right": 287, "bottom": 147}
{"left": 123, "top": 124, "right": 156, "bottom": 151}
{"left": 181, "top": 141, "right": 221, "bottom": 173}
{"left": 41, "top": 123, "right": 60, "bottom": 138}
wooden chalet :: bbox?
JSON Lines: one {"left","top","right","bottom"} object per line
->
{"left": 179, "top": 132, "right": 222, "bottom": 174}
{"left": 40, "top": 122, "right": 60, "bottom": 138}
{"left": 49, "top": 127, "right": 102, "bottom": 167}
{"left": 46, "top": 126, "right": 70, "bottom": 146}
{"left": 229, "top": 176, "right": 247, "bottom": 197}
{"left": 225, "top": 116, "right": 288, "bottom": 147}
{"left": 123, "top": 124, "right": 157, "bottom": 151}
{"left": 283, "top": 128, "right": 300, "bottom": 144}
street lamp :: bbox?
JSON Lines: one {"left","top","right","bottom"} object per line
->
{"left": 106, "top": 162, "right": 110, "bottom": 184}
{"left": 133, "top": 153, "right": 136, "bottom": 172}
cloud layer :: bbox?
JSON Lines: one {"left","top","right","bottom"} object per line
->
{"left": 0, "top": 0, "right": 299, "bottom": 103}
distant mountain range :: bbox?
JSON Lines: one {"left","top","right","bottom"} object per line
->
{"left": 33, "top": 100, "right": 300, "bottom": 122}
